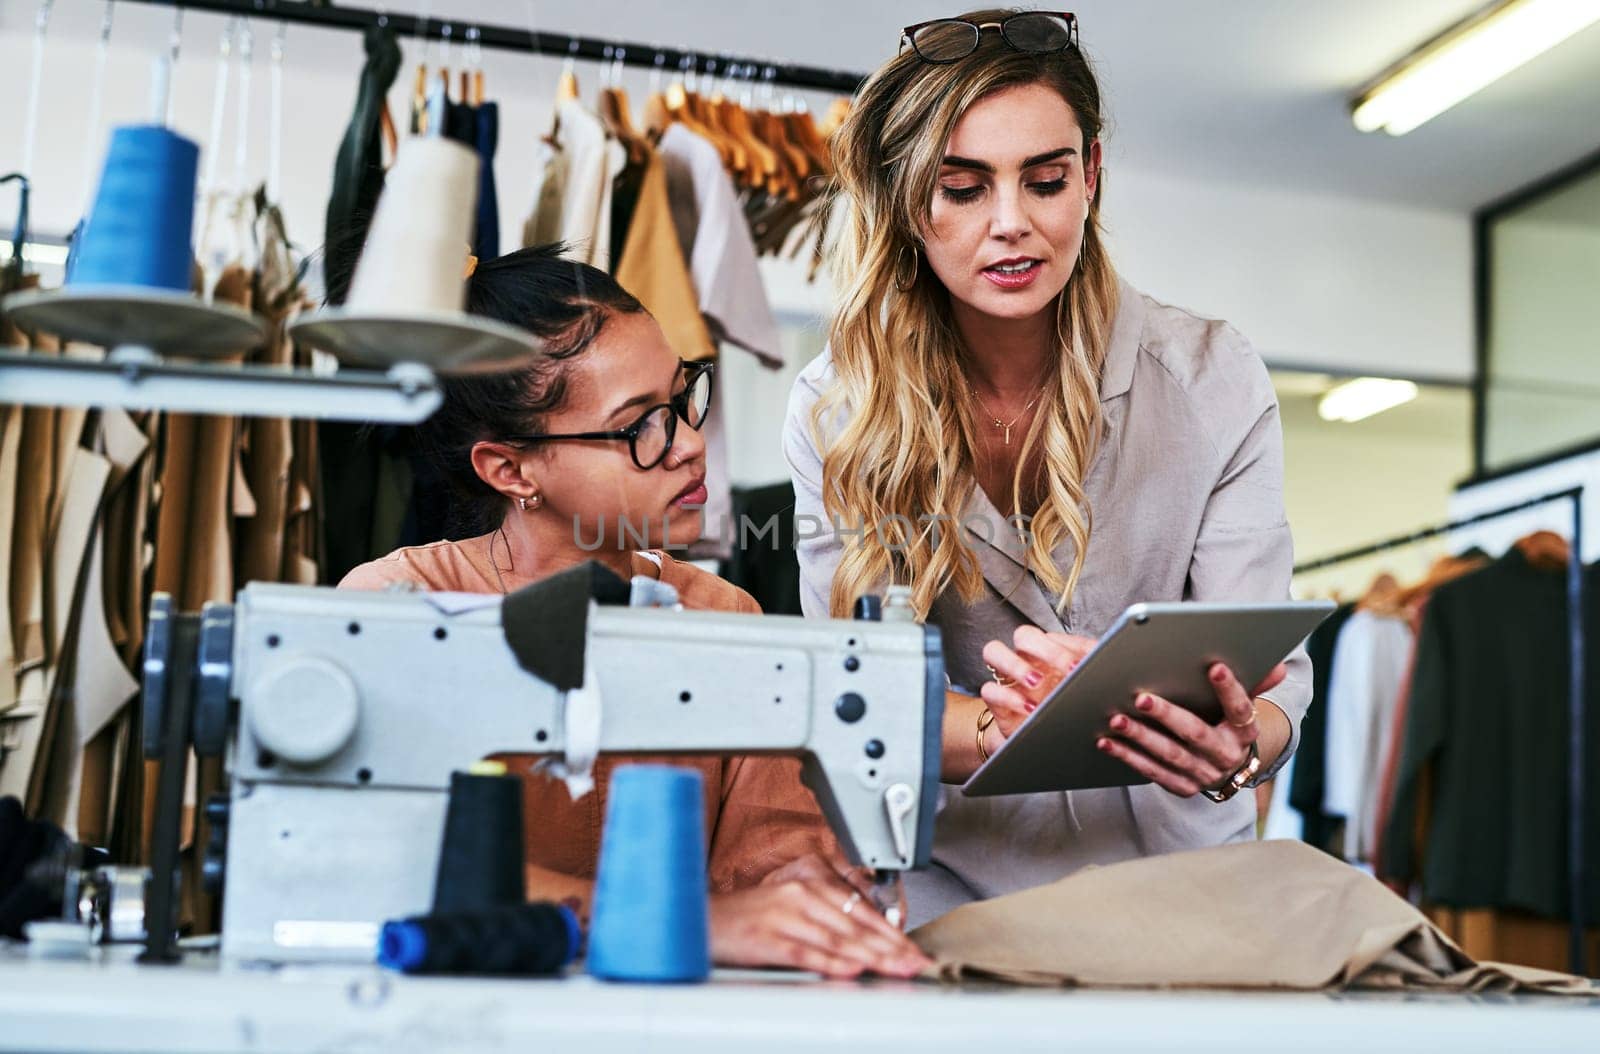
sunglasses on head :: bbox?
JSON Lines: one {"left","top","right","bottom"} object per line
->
{"left": 900, "top": 12, "right": 1078, "bottom": 65}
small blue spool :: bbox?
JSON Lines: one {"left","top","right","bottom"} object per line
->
{"left": 587, "top": 765, "right": 711, "bottom": 983}
{"left": 70, "top": 125, "right": 199, "bottom": 292}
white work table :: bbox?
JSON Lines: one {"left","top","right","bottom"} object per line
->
{"left": 1, "top": 946, "right": 1596, "bottom": 1053}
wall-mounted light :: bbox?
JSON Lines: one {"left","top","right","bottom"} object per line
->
{"left": 1352, "top": 0, "right": 1600, "bottom": 136}
{"left": 1318, "top": 378, "right": 1419, "bottom": 423}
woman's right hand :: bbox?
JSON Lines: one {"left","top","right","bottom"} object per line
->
{"left": 708, "top": 854, "right": 930, "bottom": 979}
{"left": 979, "top": 626, "right": 1098, "bottom": 738}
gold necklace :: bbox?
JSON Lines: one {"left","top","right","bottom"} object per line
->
{"left": 969, "top": 385, "right": 1044, "bottom": 446}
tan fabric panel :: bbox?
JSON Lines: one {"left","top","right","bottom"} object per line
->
{"left": 913, "top": 840, "right": 1592, "bottom": 995}
{"left": 614, "top": 152, "right": 716, "bottom": 365}
{"left": 0, "top": 403, "right": 19, "bottom": 715}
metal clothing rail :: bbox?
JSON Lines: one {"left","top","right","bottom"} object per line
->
{"left": 120, "top": 0, "right": 867, "bottom": 94}
{"left": 1296, "top": 486, "right": 1589, "bottom": 977}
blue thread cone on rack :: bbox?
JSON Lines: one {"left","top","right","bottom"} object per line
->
{"left": 71, "top": 125, "right": 199, "bottom": 292}
{"left": 586, "top": 765, "right": 711, "bottom": 982}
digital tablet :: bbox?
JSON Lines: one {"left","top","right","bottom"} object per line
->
{"left": 961, "top": 600, "right": 1336, "bottom": 797}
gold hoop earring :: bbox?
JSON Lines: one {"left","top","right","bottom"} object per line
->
{"left": 893, "top": 244, "right": 919, "bottom": 292}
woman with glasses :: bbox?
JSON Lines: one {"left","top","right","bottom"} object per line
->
{"left": 785, "top": 9, "right": 1309, "bottom": 925}
{"left": 343, "top": 244, "right": 927, "bottom": 979}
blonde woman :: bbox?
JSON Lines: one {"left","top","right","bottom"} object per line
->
{"left": 784, "top": 10, "right": 1309, "bottom": 925}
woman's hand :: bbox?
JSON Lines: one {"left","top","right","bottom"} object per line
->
{"left": 979, "top": 626, "right": 1098, "bottom": 737}
{"left": 1097, "top": 661, "right": 1288, "bottom": 798}
{"left": 708, "top": 852, "right": 930, "bottom": 979}
{"left": 978, "top": 627, "right": 1291, "bottom": 797}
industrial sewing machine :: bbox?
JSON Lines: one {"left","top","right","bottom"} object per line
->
{"left": 134, "top": 567, "right": 944, "bottom": 964}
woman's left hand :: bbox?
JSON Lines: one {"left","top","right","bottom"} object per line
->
{"left": 1096, "top": 661, "right": 1288, "bottom": 798}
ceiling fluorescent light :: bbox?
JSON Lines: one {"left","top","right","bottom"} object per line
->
{"left": 1352, "top": 0, "right": 1600, "bottom": 135}
{"left": 1318, "top": 378, "right": 1419, "bottom": 423}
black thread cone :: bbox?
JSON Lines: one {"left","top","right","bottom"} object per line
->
{"left": 432, "top": 770, "right": 526, "bottom": 913}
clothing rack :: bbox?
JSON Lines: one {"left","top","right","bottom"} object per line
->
{"left": 120, "top": 0, "right": 867, "bottom": 95}
{"left": 1295, "top": 486, "right": 1588, "bottom": 976}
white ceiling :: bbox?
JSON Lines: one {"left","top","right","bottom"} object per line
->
{"left": 17, "top": 0, "right": 1600, "bottom": 213}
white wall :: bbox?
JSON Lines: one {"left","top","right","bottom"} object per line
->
{"left": 2, "top": 5, "right": 1475, "bottom": 372}
{"left": 2, "top": 3, "right": 1477, "bottom": 499}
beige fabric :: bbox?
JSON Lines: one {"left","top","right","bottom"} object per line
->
{"left": 912, "top": 839, "right": 1595, "bottom": 995}
{"left": 0, "top": 443, "right": 112, "bottom": 815}
{"left": 521, "top": 137, "right": 569, "bottom": 251}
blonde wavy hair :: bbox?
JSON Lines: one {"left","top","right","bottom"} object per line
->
{"left": 816, "top": 9, "right": 1120, "bottom": 620}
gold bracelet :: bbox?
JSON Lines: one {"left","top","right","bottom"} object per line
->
{"left": 976, "top": 707, "right": 997, "bottom": 763}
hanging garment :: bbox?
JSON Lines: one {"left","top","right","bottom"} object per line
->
{"left": 1381, "top": 549, "right": 1600, "bottom": 924}
{"left": 474, "top": 101, "right": 500, "bottom": 261}
{"left": 658, "top": 123, "right": 786, "bottom": 561}
{"left": 609, "top": 154, "right": 646, "bottom": 270}
{"left": 1, "top": 373, "right": 110, "bottom": 818}
{"left": 911, "top": 839, "right": 1593, "bottom": 994}
{"left": 613, "top": 151, "right": 715, "bottom": 366}
{"left": 1369, "top": 553, "right": 1490, "bottom": 879}
{"left": 658, "top": 124, "right": 783, "bottom": 367}
{"left": 323, "top": 22, "right": 402, "bottom": 306}
{"left": 1288, "top": 602, "right": 1356, "bottom": 853}
{"left": 237, "top": 195, "right": 311, "bottom": 587}
{"left": 531, "top": 98, "right": 624, "bottom": 269}
{"left": 521, "top": 136, "right": 569, "bottom": 250}
{"left": 317, "top": 25, "right": 403, "bottom": 584}
{"left": 717, "top": 482, "right": 804, "bottom": 616}
{"left": 0, "top": 401, "right": 18, "bottom": 717}
{"left": 1321, "top": 610, "right": 1414, "bottom": 864}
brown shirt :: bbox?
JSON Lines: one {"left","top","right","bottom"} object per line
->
{"left": 339, "top": 538, "right": 834, "bottom": 892}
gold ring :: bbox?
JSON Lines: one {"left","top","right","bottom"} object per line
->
{"left": 985, "top": 664, "right": 1014, "bottom": 688}
{"left": 1228, "top": 704, "right": 1259, "bottom": 729}
{"left": 841, "top": 891, "right": 862, "bottom": 916}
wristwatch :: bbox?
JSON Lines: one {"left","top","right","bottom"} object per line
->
{"left": 1200, "top": 741, "right": 1261, "bottom": 803}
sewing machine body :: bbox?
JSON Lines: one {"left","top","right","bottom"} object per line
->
{"left": 198, "top": 584, "right": 943, "bottom": 963}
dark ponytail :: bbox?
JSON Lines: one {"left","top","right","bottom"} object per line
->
{"left": 417, "top": 243, "right": 645, "bottom": 536}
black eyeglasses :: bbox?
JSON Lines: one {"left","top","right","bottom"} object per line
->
{"left": 900, "top": 12, "right": 1078, "bottom": 65}
{"left": 504, "top": 361, "right": 714, "bottom": 470}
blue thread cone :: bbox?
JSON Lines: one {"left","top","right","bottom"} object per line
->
{"left": 587, "top": 765, "right": 710, "bottom": 983}
{"left": 71, "top": 125, "right": 199, "bottom": 292}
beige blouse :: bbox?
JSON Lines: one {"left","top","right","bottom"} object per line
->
{"left": 785, "top": 278, "right": 1312, "bottom": 926}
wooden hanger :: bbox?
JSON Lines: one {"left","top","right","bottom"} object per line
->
{"left": 473, "top": 69, "right": 485, "bottom": 107}
{"left": 411, "top": 62, "right": 430, "bottom": 134}
{"left": 1515, "top": 530, "right": 1571, "bottom": 571}
{"left": 599, "top": 86, "right": 650, "bottom": 164}
{"left": 786, "top": 110, "right": 833, "bottom": 177}
{"left": 1357, "top": 571, "right": 1403, "bottom": 616}
{"left": 821, "top": 97, "right": 852, "bottom": 138}
{"left": 557, "top": 67, "right": 580, "bottom": 102}
{"left": 701, "top": 91, "right": 749, "bottom": 178}
{"left": 724, "top": 96, "right": 779, "bottom": 188}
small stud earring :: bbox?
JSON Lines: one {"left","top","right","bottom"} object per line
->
{"left": 528, "top": 494, "right": 542, "bottom": 510}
